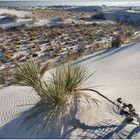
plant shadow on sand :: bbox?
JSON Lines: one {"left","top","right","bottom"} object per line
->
{"left": 73, "top": 119, "right": 128, "bottom": 139}
{"left": 0, "top": 99, "right": 138, "bottom": 139}
{"left": 127, "top": 126, "right": 140, "bottom": 139}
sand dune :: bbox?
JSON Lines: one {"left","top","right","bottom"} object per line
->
{"left": 0, "top": 41, "right": 140, "bottom": 138}
{"left": 0, "top": 8, "right": 28, "bottom": 18}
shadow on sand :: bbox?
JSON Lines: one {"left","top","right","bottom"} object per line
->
{"left": 63, "top": 118, "right": 129, "bottom": 139}
{"left": 0, "top": 99, "right": 136, "bottom": 139}
{"left": 127, "top": 126, "right": 140, "bottom": 139}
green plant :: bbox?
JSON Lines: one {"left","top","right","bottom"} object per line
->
{"left": 13, "top": 61, "right": 99, "bottom": 135}
{"left": 12, "top": 61, "right": 48, "bottom": 93}
{"left": 111, "top": 36, "right": 121, "bottom": 48}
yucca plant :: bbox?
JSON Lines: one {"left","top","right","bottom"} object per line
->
{"left": 12, "top": 61, "right": 48, "bottom": 97}
{"left": 13, "top": 61, "right": 48, "bottom": 86}
{"left": 13, "top": 61, "right": 100, "bottom": 137}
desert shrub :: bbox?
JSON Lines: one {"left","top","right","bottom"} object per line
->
{"left": 111, "top": 36, "right": 121, "bottom": 48}
{"left": 128, "top": 7, "right": 132, "bottom": 10}
{"left": 91, "top": 12, "right": 106, "bottom": 20}
{"left": 124, "top": 15, "right": 130, "bottom": 23}
{"left": 12, "top": 61, "right": 99, "bottom": 134}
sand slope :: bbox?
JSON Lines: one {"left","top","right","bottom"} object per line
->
{"left": 0, "top": 41, "right": 140, "bottom": 138}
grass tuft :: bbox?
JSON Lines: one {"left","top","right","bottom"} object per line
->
{"left": 13, "top": 61, "right": 99, "bottom": 134}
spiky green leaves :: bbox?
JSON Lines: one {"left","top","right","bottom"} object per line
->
{"left": 13, "top": 61, "right": 98, "bottom": 109}
{"left": 51, "top": 64, "right": 88, "bottom": 95}
{"left": 12, "top": 61, "right": 48, "bottom": 88}
{"left": 13, "top": 61, "right": 98, "bottom": 134}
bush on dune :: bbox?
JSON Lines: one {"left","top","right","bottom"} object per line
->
{"left": 111, "top": 36, "right": 121, "bottom": 48}
{"left": 12, "top": 61, "right": 99, "bottom": 135}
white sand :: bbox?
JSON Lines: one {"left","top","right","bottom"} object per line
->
{"left": 0, "top": 6, "right": 140, "bottom": 29}
{"left": 0, "top": 8, "right": 30, "bottom": 29}
{"left": 0, "top": 8, "right": 28, "bottom": 18}
{"left": 0, "top": 41, "right": 140, "bottom": 138}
